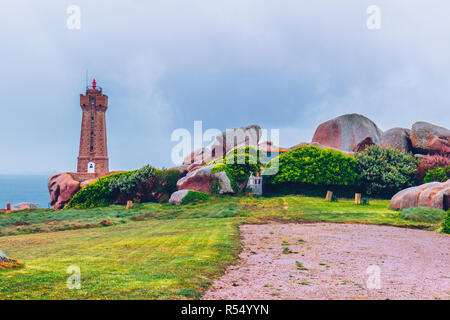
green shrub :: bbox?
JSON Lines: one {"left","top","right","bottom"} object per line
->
{"left": 67, "top": 172, "right": 126, "bottom": 209}
{"left": 181, "top": 191, "right": 210, "bottom": 205}
{"left": 399, "top": 207, "right": 446, "bottom": 223}
{"left": 423, "top": 167, "right": 449, "bottom": 183}
{"left": 67, "top": 165, "right": 179, "bottom": 209}
{"left": 355, "top": 145, "right": 418, "bottom": 196}
{"left": 264, "top": 145, "right": 359, "bottom": 187}
{"left": 441, "top": 210, "right": 450, "bottom": 234}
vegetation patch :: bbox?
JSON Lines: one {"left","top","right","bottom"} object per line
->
{"left": 181, "top": 191, "right": 210, "bottom": 205}
{"left": 399, "top": 207, "right": 446, "bottom": 223}
{"left": 356, "top": 145, "right": 418, "bottom": 197}
{"left": 441, "top": 210, "right": 450, "bottom": 234}
{"left": 423, "top": 166, "right": 450, "bottom": 183}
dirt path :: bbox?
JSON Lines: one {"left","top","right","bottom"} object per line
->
{"left": 203, "top": 223, "right": 450, "bottom": 300}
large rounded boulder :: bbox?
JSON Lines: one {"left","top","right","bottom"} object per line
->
{"left": 48, "top": 173, "right": 81, "bottom": 210}
{"left": 176, "top": 165, "right": 215, "bottom": 193}
{"left": 390, "top": 180, "right": 450, "bottom": 210}
{"left": 312, "top": 114, "right": 383, "bottom": 152}
{"left": 410, "top": 121, "right": 450, "bottom": 154}
{"left": 381, "top": 128, "right": 412, "bottom": 153}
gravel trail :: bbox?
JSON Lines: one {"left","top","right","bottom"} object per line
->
{"left": 203, "top": 223, "right": 450, "bottom": 300}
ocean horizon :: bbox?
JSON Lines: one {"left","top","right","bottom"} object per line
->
{"left": 0, "top": 174, "right": 51, "bottom": 209}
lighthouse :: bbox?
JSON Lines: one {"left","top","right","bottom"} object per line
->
{"left": 76, "top": 78, "right": 109, "bottom": 176}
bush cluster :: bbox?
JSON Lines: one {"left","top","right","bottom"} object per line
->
{"left": 67, "top": 165, "right": 179, "bottom": 209}
{"left": 264, "top": 145, "right": 359, "bottom": 187}
{"left": 355, "top": 145, "right": 418, "bottom": 196}
{"left": 423, "top": 166, "right": 450, "bottom": 183}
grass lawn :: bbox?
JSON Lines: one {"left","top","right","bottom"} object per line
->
{"left": 0, "top": 195, "right": 442, "bottom": 299}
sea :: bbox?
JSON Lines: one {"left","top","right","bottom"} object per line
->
{"left": 0, "top": 175, "right": 51, "bottom": 209}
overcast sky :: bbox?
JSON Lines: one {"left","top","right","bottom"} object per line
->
{"left": 0, "top": 0, "right": 449, "bottom": 174}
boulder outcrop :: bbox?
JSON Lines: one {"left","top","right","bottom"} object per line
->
{"left": 390, "top": 180, "right": 450, "bottom": 210}
{"left": 410, "top": 121, "right": 450, "bottom": 154}
{"left": 48, "top": 173, "right": 81, "bottom": 210}
{"left": 312, "top": 114, "right": 383, "bottom": 152}
{"left": 381, "top": 128, "right": 412, "bottom": 153}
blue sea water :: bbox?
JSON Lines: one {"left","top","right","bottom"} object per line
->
{"left": 0, "top": 175, "right": 50, "bottom": 209}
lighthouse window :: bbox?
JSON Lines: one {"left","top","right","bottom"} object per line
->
{"left": 90, "top": 146, "right": 94, "bottom": 152}
{"left": 91, "top": 117, "right": 94, "bottom": 122}
{"left": 91, "top": 131, "right": 94, "bottom": 137}
{"left": 91, "top": 98, "right": 95, "bottom": 104}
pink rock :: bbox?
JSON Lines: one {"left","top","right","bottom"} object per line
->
{"left": 390, "top": 180, "right": 450, "bottom": 210}
{"left": 381, "top": 128, "right": 412, "bottom": 153}
{"left": 11, "top": 202, "right": 38, "bottom": 210}
{"left": 80, "top": 178, "right": 98, "bottom": 188}
{"left": 312, "top": 114, "right": 383, "bottom": 152}
{"left": 176, "top": 166, "right": 214, "bottom": 194}
{"left": 410, "top": 121, "right": 450, "bottom": 154}
{"left": 48, "top": 173, "right": 81, "bottom": 210}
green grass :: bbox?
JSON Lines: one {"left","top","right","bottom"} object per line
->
{"left": 0, "top": 194, "right": 443, "bottom": 299}
{"left": 0, "top": 218, "right": 240, "bottom": 299}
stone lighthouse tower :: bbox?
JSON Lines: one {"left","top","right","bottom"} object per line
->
{"left": 77, "top": 78, "right": 109, "bottom": 176}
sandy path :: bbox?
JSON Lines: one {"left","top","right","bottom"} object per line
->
{"left": 203, "top": 223, "right": 450, "bottom": 300}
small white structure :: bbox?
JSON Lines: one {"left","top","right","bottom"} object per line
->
{"left": 87, "top": 162, "right": 95, "bottom": 173}
{"left": 247, "top": 173, "right": 263, "bottom": 195}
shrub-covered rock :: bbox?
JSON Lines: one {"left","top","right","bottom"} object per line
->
{"left": 441, "top": 210, "right": 450, "bottom": 234}
{"left": 356, "top": 145, "right": 418, "bottom": 196}
{"left": 399, "top": 207, "right": 446, "bottom": 223}
{"left": 208, "top": 146, "right": 262, "bottom": 183}
{"left": 264, "top": 145, "right": 359, "bottom": 187}
{"left": 67, "top": 165, "right": 179, "bottom": 209}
